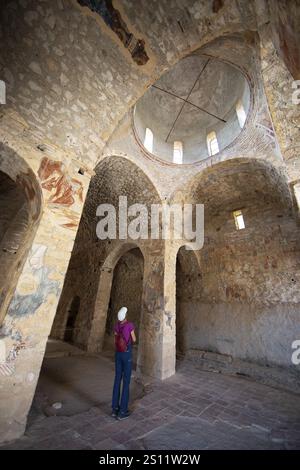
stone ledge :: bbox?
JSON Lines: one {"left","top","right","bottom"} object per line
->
{"left": 185, "top": 349, "right": 300, "bottom": 394}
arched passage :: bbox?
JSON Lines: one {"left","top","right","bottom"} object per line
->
{"left": 87, "top": 242, "right": 145, "bottom": 355}
{"left": 0, "top": 144, "right": 42, "bottom": 325}
{"left": 176, "top": 246, "right": 201, "bottom": 356}
{"left": 104, "top": 247, "right": 144, "bottom": 353}
{"left": 51, "top": 155, "right": 161, "bottom": 350}
{"left": 64, "top": 296, "right": 81, "bottom": 343}
{"left": 172, "top": 158, "right": 300, "bottom": 370}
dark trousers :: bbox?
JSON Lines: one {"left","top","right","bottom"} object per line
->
{"left": 112, "top": 345, "right": 132, "bottom": 415}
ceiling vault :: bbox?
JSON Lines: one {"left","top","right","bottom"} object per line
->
{"left": 151, "top": 84, "right": 227, "bottom": 124}
{"left": 155, "top": 58, "right": 228, "bottom": 143}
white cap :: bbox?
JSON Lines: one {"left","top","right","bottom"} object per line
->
{"left": 117, "top": 307, "right": 127, "bottom": 321}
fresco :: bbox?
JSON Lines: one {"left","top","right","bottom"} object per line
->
{"left": 38, "top": 157, "right": 83, "bottom": 207}
{"left": 77, "top": 0, "right": 149, "bottom": 65}
{"left": 7, "top": 244, "right": 60, "bottom": 318}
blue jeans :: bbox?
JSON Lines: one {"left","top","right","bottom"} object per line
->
{"left": 112, "top": 344, "right": 132, "bottom": 415}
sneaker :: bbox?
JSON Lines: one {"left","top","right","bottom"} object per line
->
{"left": 111, "top": 409, "right": 119, "bottom": 418}
{"left": 117, "top": 411, "right": 131, "bottom": 421}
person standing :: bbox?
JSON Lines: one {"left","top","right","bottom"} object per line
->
{"left": 111, "top": 306, "right": 136, "bottom": 420}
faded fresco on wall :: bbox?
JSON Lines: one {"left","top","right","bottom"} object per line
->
{"left": 6, "top": 244, "right": 60, "bottom": 318}
{"left": 38, "top": 157, "right": 83, "bottom": 207}
{"left": 77, "top": 0, "right": 149, "bottom": 65}
{"left": 37, "top": 157, "right": 84, "bottom": 230}
{"left": 0, "top": 244, "right": 61, "bottom": 376}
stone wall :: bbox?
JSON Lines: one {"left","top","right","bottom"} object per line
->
{"left": 51, "top": 155, "right": 163, "bottom": 348}
{"left": 0, "top": 135, "right": 91, "bottom": 444}
{"left": 51, "top": 24, "right": 299, "bottom": 393}
{"left": 173, "top": 156, "right": 300, "bottom": 372}
{"left": 177, "top": 203, "right": 300, "bottom": 369}
{"left": 0, "top": 0, "right": 299, "bottom": 444}
{"left": 0, "top": 172, "right": 28, "bottom": 323}
{"left": 0, "top": 0, "right": 258, "bottom": 169}
{"left": 269, "top": 0, "right": 300, "bottom": 80}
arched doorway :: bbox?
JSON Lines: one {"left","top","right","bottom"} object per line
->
{"left": 176, "top": 246, "right": 202, "bottom": 357}
{"left": 64, "top": 296, "right": 81, "bottom": 343}
{"left": 103, "top": 247, "right": 144, "bottom": 357}
{"left": 174, "top": 158, "right": 300, "bottom": 372}
{"left": 30, "top": 245, "right": 145, "bottom": 419}
{"left": 52, "top": 155, "right": 161, "bottom": 354}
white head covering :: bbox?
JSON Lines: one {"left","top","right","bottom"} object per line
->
{"left": 117, "top": 307, "right": 128, "bottom": 322}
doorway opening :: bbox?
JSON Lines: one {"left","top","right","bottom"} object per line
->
{"left": 103, "top": 247, "right": 144, "bottom": 367}
{"left": 176, "top": 246, "right": 202, "bottom": 359}
{"left": 64, "top": 296, "right": 81, "bottom": 343}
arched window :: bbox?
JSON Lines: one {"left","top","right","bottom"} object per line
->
{"left": 144, "top": 127, "right": 153, "bottom": 153}
{"left": 236, "top": 99, "right": 247, "bottom": 128}
{"left": 0, "top": 80, "right": 6, "bottom": 104}
{"left": 173, "top": 141, "right": 183, "bottom": 164}
{"left": 233, "top": 209, "right": 245, "bottom": 230}
{"left": 207, "top": 131, "right": 219, "bottom": 156}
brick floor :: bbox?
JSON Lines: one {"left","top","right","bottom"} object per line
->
{"left": 1, "top": 360, "right": 300, "bottom": 450}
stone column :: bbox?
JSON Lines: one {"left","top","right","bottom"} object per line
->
{"left": 87, "top": 266, "right": 114, "bottom": 353}
{"left": 137, "top": 242, "right": 177, "bottom": 380}
{"left": 160, "top": 241, "right": 177, "bottom": 379}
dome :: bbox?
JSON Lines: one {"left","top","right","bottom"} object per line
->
{"left": 134, "top": 54, "right": 251, "bottom": 164}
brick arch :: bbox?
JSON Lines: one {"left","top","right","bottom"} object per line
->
{"left": 88, "top": 242, "right": 144, "bottom": 353}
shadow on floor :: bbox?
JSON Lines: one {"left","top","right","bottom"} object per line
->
{"left": 28, "top": 340, "right": 144, "bottom": 426}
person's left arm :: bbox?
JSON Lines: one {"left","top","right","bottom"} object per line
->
{"left": 131, "top": 328, "right": 136, "bottom": 343}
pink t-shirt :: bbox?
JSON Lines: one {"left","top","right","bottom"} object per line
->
{"left": 114, "top": 321, "right": 135, "bottom": 345}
